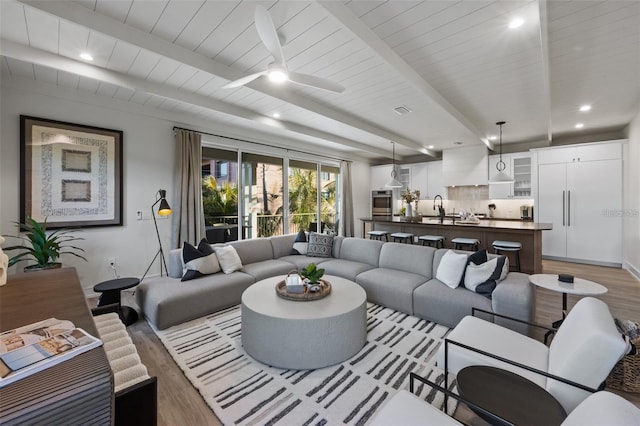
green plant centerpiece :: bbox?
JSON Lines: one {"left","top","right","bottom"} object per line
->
{"left": 2, "top": 216, "right": 87, "bottom": 272}
{"left": 300, "top": 263, "right": 325, "bottom": 284}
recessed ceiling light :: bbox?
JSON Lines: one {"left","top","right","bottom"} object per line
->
{"left": 272, "top": 112, "right": 280, "bottom": 118}
{"left": 79, "top": 52, "right": 94, "bottom": 61}
{"left": 575, "top": 123, "right": 584, "bottom": 129}
{"left": 428, "top": 145, "right": 434, "bottom": 149}
{"left": 488, "top": 135, "right": 497, "bottom": 141}
{"left": 579, "top": 104, "right": 591, "bottom": 112}
{"left": 509, "top": 18, "right": 524, "bottom": 29}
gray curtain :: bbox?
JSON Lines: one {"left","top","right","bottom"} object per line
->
{"left": 172, "top": 130, "right": 205, "bottom": 248}
{"left": 340, "top": 161, "right": 355, "bottom": 237}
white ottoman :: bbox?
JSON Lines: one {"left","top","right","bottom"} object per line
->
{"left": 241, "top": 275, "right": 367, "bottom": 369}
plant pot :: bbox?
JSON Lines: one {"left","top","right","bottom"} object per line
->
{"left": 24, "top": 263, "right": 62, "bottom": 273}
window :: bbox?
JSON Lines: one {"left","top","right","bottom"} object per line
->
{"left": 202, "top": 143, "right": 341, "bottom": 239}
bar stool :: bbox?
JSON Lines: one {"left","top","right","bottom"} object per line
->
{"left": 417, "top": 235, "right": 445, "bottom": 248}
{"left": 367, "top": 230, "right": 389, "bottom": 241}
{"left": 492, "top": 240, "right": 522, "bottom": 272}
{"left": 451, "top": 237, "right": 480, "bottom": 251}
{"left": 390, "top": 232, "right": 414, "bottom": 244}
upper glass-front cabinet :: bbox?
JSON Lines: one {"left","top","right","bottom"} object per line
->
{"left": 489, "top": 152, "right": 531, "bottom": 199}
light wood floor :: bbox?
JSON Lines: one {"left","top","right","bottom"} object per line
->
{"left": 113, "top": 259, "right": 640, "bottom": 425}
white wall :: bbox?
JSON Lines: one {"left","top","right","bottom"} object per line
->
{"left": 1, "top": 84, "right": 176, "bottom": 294}
{"left": 1, "top": 79, "right": 374, "bottom": 292}
{"left": 624, "top": 109, "right": 640, "bottom": 279}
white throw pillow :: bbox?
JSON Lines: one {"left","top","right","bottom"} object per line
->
{"left": 436, "top": 250, "right": 468, "bottom": 289}
{"left": 464, "top": 257, "right": 499, "bottom": 292}
{"left": 214, "top": 245, "right": 243, "bottom": 274}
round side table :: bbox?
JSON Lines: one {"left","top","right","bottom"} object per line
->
{"left": 93, "top": 277, "right": 140, "bottom": 326}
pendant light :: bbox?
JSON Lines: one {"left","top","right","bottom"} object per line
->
{"left": 385, "top": 141, "right": 403, "bottom": 188}
{"left": 488, "top": 121, "right": 515, "bottom": 184}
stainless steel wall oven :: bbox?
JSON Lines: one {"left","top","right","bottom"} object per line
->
{"left": 372, "top": 190, "right": 393, "bottom": 216}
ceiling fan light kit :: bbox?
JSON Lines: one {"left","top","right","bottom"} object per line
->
{"left": 223, "top": 6, "right": 344, "bottom": 93}
{"left": 488, "top": 121, "right": 515, "bottom": 185}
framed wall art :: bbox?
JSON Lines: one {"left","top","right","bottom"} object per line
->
{"left": 20, "top": 115, "right": 123, "bottom": 228}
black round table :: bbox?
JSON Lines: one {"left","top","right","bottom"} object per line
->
{"left": 93, "top": 277, "right": 140, "bottom": 326}
{"left": 457, "top": 365, "right": 567, "bottom": 426}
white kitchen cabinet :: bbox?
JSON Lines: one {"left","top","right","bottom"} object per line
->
{"left": 537, "top": 141, "right": 623, "bottom": 165}
{"left": 535, "top": 141, "right": 623, "bottom": 265}
{"left": 409, "top": 163, "right": 428, "bottom": 195}
{"left": 488, "top": 152, "right": 531, "bottom": 199}
{"left": 370, "top": 165, "right": 393, "bottom": 191}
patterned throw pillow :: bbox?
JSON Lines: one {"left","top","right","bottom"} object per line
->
{"left": 290, "top": 229, "right": 308, "bottom": 255}
{"left": 463, "top": 255, "right": 508, "bottom": 297}
{"left": 306, "top": 232, "right": 334, "bottom": 258}
{"left": 181, "top": 239, "right": 220, "bottom": 282}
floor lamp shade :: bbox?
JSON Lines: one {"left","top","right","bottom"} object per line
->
{"left": 157, "top": 189, "right": 172, "bottom": 216}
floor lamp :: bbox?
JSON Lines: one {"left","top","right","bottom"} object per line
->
{"left": 141, "top": 189, "right": 172, "bottom": 282}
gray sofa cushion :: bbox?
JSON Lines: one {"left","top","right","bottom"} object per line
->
{"left": 379, "top": 243, "right": 435, "bottom": 279}
{"left": 320, "top": 259, "right": 375, "bottom": 281}
{"left": 338, "top": 238, "right": 384, "bottom": 267}
{"left": 136, "top": 272, "right": 255, "bottom": 330}
{"left": 356, "top": 268, "right": 427, "bottom": 315}
{"left": 270, "top": 234, "right": 298, "bottom": 258}
{"left": 230, "top": 238, "right": 274, "bottom": 264}
{"left": 277, "top": 255, "right": 330, "bottom": 270}
{"left": 413, "top": 278, "right": 493, "bottom": 329}
{"left": 241, "top": 259, "right": 295, "bottom": 282}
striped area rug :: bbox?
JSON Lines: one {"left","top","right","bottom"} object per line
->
{"left": 152, "top": 303, "right": 457, "bottom": 425}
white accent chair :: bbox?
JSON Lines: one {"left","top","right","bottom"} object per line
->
{"left": 370, "top": 389, "right": 640, "bottom": 426}
{"left": 436, "top": 297, "right": 629, "bottom": 413}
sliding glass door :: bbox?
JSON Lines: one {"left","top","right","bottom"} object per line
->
{"left": 202, "top": 144, "right": 341, "bottom": 239}
{"left": 241, "top": 153, "right": 284, "bottom": 238}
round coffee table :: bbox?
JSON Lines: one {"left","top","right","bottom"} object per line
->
{"left": 93, "top": 277, "right": 140, "bottom": 326}
{"left": 241, "top": 275, "right": 367, "bottom": 369}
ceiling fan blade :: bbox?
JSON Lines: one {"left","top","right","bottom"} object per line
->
{"left": 222, "top": 71, "right": 267, "bottom": 89}
{"left": 288, "top": 72, "right": 345, "bottom": 94}
{"left": 254, "top": 5, "right": 286, "bottom": 67}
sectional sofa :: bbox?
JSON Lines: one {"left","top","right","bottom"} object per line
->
{"left": 136, "top": 234, "right": 535, "bottom": 334}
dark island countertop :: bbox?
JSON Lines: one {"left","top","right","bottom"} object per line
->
{"left": 361, "top": 217, "right": 552, "bottom": 231}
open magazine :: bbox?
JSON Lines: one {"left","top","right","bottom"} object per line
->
{"left": 0, "top": 318, "right": 102, "bottom": 387}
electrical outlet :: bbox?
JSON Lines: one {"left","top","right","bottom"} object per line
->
{"left": 107, "top": 257, "right": 116, "bottom": 267}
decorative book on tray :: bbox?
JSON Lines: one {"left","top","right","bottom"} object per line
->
{"left": 0, "top": 318, "right": 102, "bottom": 387}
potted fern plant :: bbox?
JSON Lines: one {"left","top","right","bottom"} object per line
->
{"left": 2, "top": 216, "right": 87, "bottom": 272}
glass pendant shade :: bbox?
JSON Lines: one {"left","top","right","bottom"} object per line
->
{"left": 488, "top": 121, "right": 515, "bottom": 184}
{"left": 385, "top": 141, "right": 403, "bottom": 188}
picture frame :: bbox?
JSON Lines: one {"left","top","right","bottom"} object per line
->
{"left": 20, "top": 115, "right": 123, "bottom": 229}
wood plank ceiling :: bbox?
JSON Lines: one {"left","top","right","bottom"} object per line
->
{"left": 1, "top": 0, "right": 638, "bottom": 161}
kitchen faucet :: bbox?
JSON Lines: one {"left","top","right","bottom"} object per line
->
{"left": 433, "top": 195, "right": 445, "bottom": 223}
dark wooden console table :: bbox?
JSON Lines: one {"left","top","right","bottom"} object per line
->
{"left": 0, "top": 268, "right": 113, "bottom": 425}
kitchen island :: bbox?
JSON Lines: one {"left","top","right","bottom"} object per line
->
{"left": 361, "top": 217, "right": 552, "bottom": 274}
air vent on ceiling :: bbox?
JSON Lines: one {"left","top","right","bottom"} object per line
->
{"left": 393, "top": 105, "right": 412, "bottom": 115}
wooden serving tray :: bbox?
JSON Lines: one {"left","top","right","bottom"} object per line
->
{"left": 275, "top": 279, "right": 332, "bottom": 301}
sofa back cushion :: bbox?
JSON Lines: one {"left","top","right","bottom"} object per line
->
{"left": 270, "top": 233, "right": 298, "bottom": 258}
{"left": 379, "top": 243, "right": 435, "bottom": 278}
{"left": 229, "top": 238, "right": 274, "bottom": 264}
{"left": 547, "top": 297, "right": 628, "bottom": 413}
{"left": 338, "top": 237, "right": 384, "bottom": 267}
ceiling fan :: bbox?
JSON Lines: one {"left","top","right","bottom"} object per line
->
{"left": 222, "top": 6, "right": 345, "bottom": 93}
